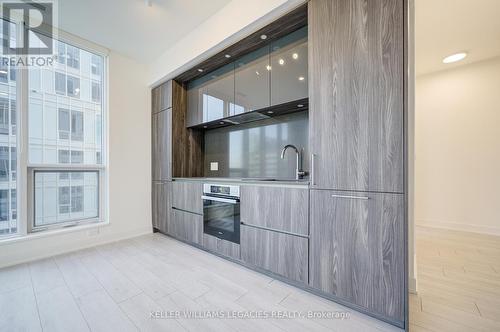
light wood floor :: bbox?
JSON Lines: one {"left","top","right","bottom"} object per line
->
{"left": 0, "top": 233, "right": 402, "bottom": 332}
{"left": 410, "top": 226, "right": 500, "bottom": 332}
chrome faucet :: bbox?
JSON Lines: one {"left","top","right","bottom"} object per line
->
{"left": 281, "top": 144, "right": 306, "bottom": 180}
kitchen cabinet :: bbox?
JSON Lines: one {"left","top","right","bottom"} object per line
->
{"left": 309, "top": 189, "right": 404, "bottom": 324}
{"left": 152, "top": 181, "right": 171, "bottom": 233}
{"left": 270, "top": 26, "right": 308, "bottom": 106}
{"left": 203, "top": 234, "right": 241, "bottom": 260}
{"left": 171, "top": 209, "right": 203, "bottom": 245}
{"left": 186, "top": 28, "right": 309, "bottom": 127}
{"left": 234, "top": 46, "right": 270, "bottom": 113}
{"left": 187, "top": 63, "right": 235, "bottom": 126}
{"left": 309, "top": 0, "right": 404, "bottom": 193}
{"left": 240, "top": 185, "right": 308, "bottom": 235}
{"left": 240, "top": 224, "right": 308, "bottom": 284}
{"left": 171, "top": 180, "right": 203, "bottom": 214}
{"left": 152, "top": 81, "right": 172, "bottom": 114}
{"left": 152, "top": 108, "right": 172, "bottom": 181}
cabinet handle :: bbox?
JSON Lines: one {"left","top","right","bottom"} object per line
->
{"left": 311, "top": 154, "right": 316, "bottom": 186}
{"left": 331, "top": 194, "right": 370, "bottom": 200}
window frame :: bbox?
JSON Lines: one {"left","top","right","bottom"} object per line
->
{"left": 10, "top": 24, "right": 110, "bottom": 239}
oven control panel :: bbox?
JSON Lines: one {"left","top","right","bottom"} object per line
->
{"left": 203, "top": 184, "right": 240, "bottom": 198}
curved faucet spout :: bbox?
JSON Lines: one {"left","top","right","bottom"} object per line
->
{"left": 280, "top": 144, "right": 306, "bottom": 180}
{"left": 281, "top": 144, "right": 299, "bottom": 159}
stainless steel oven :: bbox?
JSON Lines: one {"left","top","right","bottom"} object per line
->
{"left": 202, "top": 184, "right": 240, "bottom": 244}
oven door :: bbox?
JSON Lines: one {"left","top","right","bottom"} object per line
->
{"left": 202, "top": 195, "right": 240, "bottom": 244}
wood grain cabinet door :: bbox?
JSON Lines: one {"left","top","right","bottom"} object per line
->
{"left": 152, "top": 182, "right": 171, "bottom": 233}
{"left": 152, "top": 109, "right": 172, "bottom": 181}
{"left": 160, "top": 81, "right": 172, "bottom": 111}
{"left": 171, "top": 181, "right": 203, "bottom": 214}
{"left": 309, "top": 189, "right": 404, "bottom": 324}
{"left": 171, "top": 209, "right": 203, "bottom": 245}
{"left": 308, "top": 0, "right": 404, "bottom": 193}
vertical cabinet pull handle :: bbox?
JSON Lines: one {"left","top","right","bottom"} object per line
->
{"left": 311, "top": 153, "right": 316, "bottom": 186}
{"left": 331, "top": 194, "right": 370, "bottom": 200}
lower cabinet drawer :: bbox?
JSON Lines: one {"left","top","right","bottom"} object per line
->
{"left": 240, "top": 225, "right": 308, "bottom": 284}
{"left": 171, "top": 209, "right": 203, "bottom": 245}
{"left": 203, "top": 234, "right": 241, "bottom": 260}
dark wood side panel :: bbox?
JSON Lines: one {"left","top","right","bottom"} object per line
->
{"left": 240, "top": 185, "right": 309, "bottom": 235}
{"left": 171, "top": 209, "right": 203, "bottom": 245}
{"left": 309, "top": 189, "right": 405, "bottom": 324}
{"left": 171, "top": 181, "right": 203, "bottom": 214}
{"left": 309, "top": 0, "right": 404, "bottom": 193}
{"left": 171, "top": 81, "right": 204, "bottom": 178}
{"left": 151, "top": 109, "right": 172, "bottom": 181}
{"left": 240, "top": 225, "right": 308, "bottom": 284}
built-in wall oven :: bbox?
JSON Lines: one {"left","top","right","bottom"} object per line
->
{"left": 202, "top": 184, "right": 240, "bottom": 244}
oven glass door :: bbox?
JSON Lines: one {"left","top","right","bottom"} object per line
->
{"left": 203, "top": 195, "right": 240, "bottom": 244}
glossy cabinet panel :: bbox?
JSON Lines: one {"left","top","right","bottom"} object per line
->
{"left": 234, "top": 46, "right": 270, "bottom": 113}
{"left": 270, "top": 27, "right": 308, "bottom": 106}
{"left": 187, "top": 63, "right": 235, "bottom": 126}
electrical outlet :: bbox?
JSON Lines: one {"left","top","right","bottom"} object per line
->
{"left": 210, "top": 162, "right": 219, "bottom": 171}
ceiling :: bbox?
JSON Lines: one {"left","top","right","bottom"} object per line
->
{"left": 58, "top": 0, "right": 231, "bottom": 63}
{"left": 416, "top": 0, "right": 500, "bottom": 76}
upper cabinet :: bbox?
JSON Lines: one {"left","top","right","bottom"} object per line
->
{"left": 234, "top": 46, "right": 270, "bottom": 113}
{"left": 186, "top": 28, "right": 308, "bottom": 128}
{"left": 308, "top": 0, "right": 404, "bottom": 193}
{"left": 270, "top": 27, "right": 308, "bottom": 106}
{"left": 152, "top": 81, "right": 172, "bottom": 114}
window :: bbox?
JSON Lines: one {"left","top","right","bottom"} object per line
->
{"left": 67, "top": 75, "right": 80, "bottom": 98}
{"left": 92, "top": 81, "right": 101, "bottom": 103}
{"left": 66, "top": 45, "right": 80, "bottom": 69}
{"left": 71, "top": 111, "right": 83, "bottom": 141}
{"left": 27, "top": 39, "right": 105, "bottom": 233}
{"left": 0, "top": 97, "right": 9, "bottom": 135}
{"left": 55, "top": 72, "right": 65, "bottom": 95}
{"left": 57, "top": 42, "right": 66, "bottom": 65}
{"left": 0, "top": 19, "right": 17, "bottom": 237}
{"left": 91, "top": 55, "right": 102, "bottom": 76}
{"left": 58, "top": 108, "right": 70, "bottom": 139}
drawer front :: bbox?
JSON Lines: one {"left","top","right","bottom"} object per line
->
{"left": 171, "top": 209, "right": 203, "bottom": 245}
{"left": 203, "top": 234, "right": 240, "bottom": 260}
{"left": 240, "top": 224, "right": 308, "bottom": 284}
{"left": 171, "top": 181, "right": 203, "bottom": 214}
{"left": 240, "top": 186, "right": 308, "bottom": 235}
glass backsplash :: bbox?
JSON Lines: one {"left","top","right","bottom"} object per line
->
{"left": 204, "top": 111, "right": 308, "bottom": 179}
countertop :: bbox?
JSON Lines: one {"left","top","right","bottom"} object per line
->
{"left": 172, "top": 177, "right": 310, "bottom": 188}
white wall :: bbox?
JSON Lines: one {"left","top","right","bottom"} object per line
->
{"left": 149, "top": 0, "right": 306, "bottom": 86}
{"left": 416, "top": 56, "right": 500, "bottom": 235}
{"left": 0, "top": 51, "right": 151, "bottom": 268}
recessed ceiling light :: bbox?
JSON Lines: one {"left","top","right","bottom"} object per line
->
{"left": 298, "top": 76, "right": 305, "bottom": 81}
{"left": 292, "top": 53, "right": 299, "bottom": 60}
{"left": 203, "top": 126, "right": 208, "bottom": 129}
{"left": 260, "top": 34, "right": 267, "bottom": 40}
{"left": 443, "top": 52, "right": 467, "bottom": 64}
{"left": 225, "top": 54, "right": 231, "bottom": 58}
{"left": 219, "top": 121, "right": 225, "bottom": 125}
{"left": 267, "top": 111, "right": 274, "bottom": 114}
{"left": 0, "top": 70, "right": 7, "bottom": 74}
{"left": 266, "top": 65, "right": 272, "bottom": 71}
{"left": 297, "top": 104, "right": 304, "bottom": 108}
{"left": 279, "top": 59, "right": 285, "bottom": 65}
{"left": 255, "top": 71, "right": 260, "bottom": 76}
{"left": 197, "top": 68, "right": 204, "bottom": 72}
